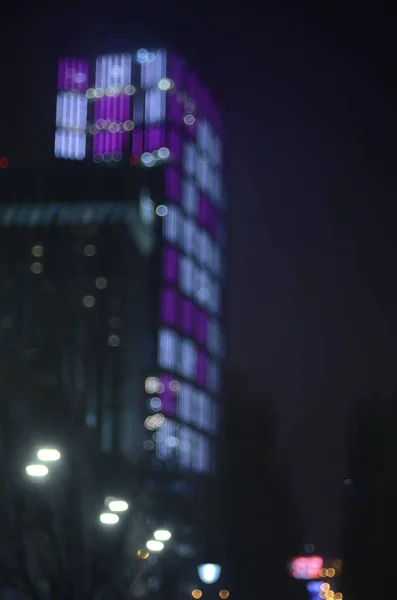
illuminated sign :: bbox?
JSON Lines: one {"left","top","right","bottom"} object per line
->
{"left": 289, "top": 556, "right": 323, "bottom": 580}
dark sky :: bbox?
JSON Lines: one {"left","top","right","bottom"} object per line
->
{"left": 2, "top": 0, "right": 397, "bottom": 554}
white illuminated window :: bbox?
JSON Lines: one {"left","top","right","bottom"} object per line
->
{"left": 181, "top": 218, "right": 197, "bottom": 256}
{"left": 178, "top": 382, "right": 197, "bottom": 425}
{"left": 182, "top": 179, "right": 199, "bottom": 217}
{"left": 179, "top": 339, "right": 197, "bottom": 380}
{"left": 198, "top": 230, "right": 213, "bottom": 267}
{"left": 196, "top": 153, "right": 209, "bottom": 193}
{"left": 54, "top": 129, "right": 86, "bottom": 161}
{"left": 156, "top": 419, "right": 177, "bottom": 462}
{"left": 195, "top": 268, "right": 211, "bottom": 307}
{"left": 183, "top": 142, "right": 196, "bottom": 176}
{"left": 141, "top": 49, "right": 167, "bottom": 89}
{"left": 158, "top": 328, "right": 178, "bottom": 370}
{"left": 145, "top": 88, "right": 166, "bottom": 124}
{"left": 180, "top": 256, "right": 195, "bottom": 297}
{"left": 163, "top": 205, "right": 180, "bottom": 244}
{"left": 95, "top": 54, "right": 132, "bottom": 88}
{"left": 56, "top": 92, "right": 88, "bottom": 130}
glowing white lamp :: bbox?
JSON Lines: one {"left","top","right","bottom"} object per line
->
{"left": 108, "top": 500, "right": 129, "bottom": 512}
{"left": 154, "top": 529, "right": 172, "bottom": 541}
{"left": 37, "top": 448, "right": 61, "bottom": 462}
{"left": 146, "top": 540, "right": 164, "bottom": 552}
{"left": 197, "top": 564, "right": 221, "bottom": 584}
{"left": 100, "top": 513, "right": 119, "bottom": 525}
{"left": 26, "top": 464, "right": 49, "bottom": 477}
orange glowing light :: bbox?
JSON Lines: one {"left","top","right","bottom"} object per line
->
{"left": 0, "top": 158, "right": 9, "bottom": 168}
{"left": 137, "top": 549, "right": 150, "bottom": 559}
{"left": 321, "top": 584, "right": 330, "bottom": 592}
{"left": 219, "top": 591, "right": 230, "bottom": 599}
{"left": 192, "top": 590, "right": 203, "bottom": 599}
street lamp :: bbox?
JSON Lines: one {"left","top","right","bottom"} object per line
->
{"left": 37, "top": 448, "right": 61, "bottom": 462}
{"left": 99, "top": 512, "right": 119, "bottom": 525}
{"left": 146, "top": 540, "right": 164, "bottom": 552}
{"left": 154, "top": 529, "right": 172, "bottom": 541}
{"left": 26, "top": 464, "right": 49, "bottom": 477}
{"left": 197, "top": 564, "right": 222, "bottom": 584}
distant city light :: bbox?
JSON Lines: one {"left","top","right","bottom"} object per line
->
{"left": 157, "top": 147, "right": 170, "bottom": 159}
{"left": 144, "top": 414, "right": 166, "bottom": 431}
{"left": 82, "top": 295, "right": 95, "bottom": 308}
{"left": 219, "top": 591, "right": 230, "bottom": 599}
{"left": 84, "top": 244, "right": 96, "bottom": 256}
{"left": 146, "top": 540, "right": 164, "bottom": 552}
{"left": 108, "top": 334, "right": 121, "bottom": 347}
{"left": 108, "top": 499, "right": 129, "bottom": 512}
{"left": 158, "top": 78, "right": 173, "bottom": 91}
{"left": 137, "top": 549, "right": 150, "bottom": 559}
{"left": 197, "top": 564, "right": 221, "bottom": 584}
{"left": 145, "top": 377, "right": 160, "bottom": 394}
{"left": 95, "top": 276, "right": 107, "bottom": 290}
{"left": 141, "top": 152, "right": 156, "bottom": 167}
{"left": 30, "top": 262, "right": 43, "bottom": 274}
{"left": 184, "top": 114, "right": 196, "bottom": 126}
{"left": 31, "top": 245, "right": 44, "bottom": 257}
{"left": 290, "top": 556, "right": 323, "bottom": 580}
{"left": 192, "top": 591, "right": 202, "bottom": 599}
{"left": 26, "top": 464, "right": 49, "bottom": 477}
{"left": 153, "top": 529, "right": 172, "bottom": 541}
{"left": 37, "top": 448, "right": 61, "bottom": 462}
{"left": 100, "top": 513, "right": 119, "bottom": 525}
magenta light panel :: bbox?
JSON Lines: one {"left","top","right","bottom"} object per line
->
{"left": 54, "top": 58, "right": 89, "bottom": 160}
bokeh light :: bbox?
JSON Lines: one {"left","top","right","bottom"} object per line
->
{"left": 192, "top": 591, "right": 202, "bottom": 599}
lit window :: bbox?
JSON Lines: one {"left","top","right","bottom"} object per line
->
{"left": 198, "top": 230, "right": 212, "bottom": 267}
{"left": 179, "top": 256, "right": 195, "bottom": 297}
{"left": 195, "top": 269, "right": 211, "bottom": 307}
{"left": 181, "top": 218, "right": 197, "bottom": 257}
{"left": 145, "top": 89, "right": 166, "bottom": 124}
{"left": 140, "top": 192, "right": 155, "bottom": 225}
{"left": 161, "top": 287, "right": 177, "bottom": 325}
{"left": 177, "top": 382, "right": 195, "bottom": 424}
{"left": 155, "top": 419, "right": 178, "bottom": 462}
{"left": 207, "top": 319, "right": 222, "bottom": 357}
{"left": 56, "top": 92, "right": 88, "bottom": 130}
{"left": 158, "top": 328, "right": 178, "bottom": 370}
{"left": 141, "top": 49, "right": 167, "bottom": 89}
{"left": 179, "top": 338, "right": 197, "bottom": 380}
{"left": 182, "top": 179, "right": 198, "bottom": 217}
{"left": 178, "top": 425, "right": 192, "bottom": 468}
{"left": 196, "top": 154, "right": 209, "bottom": 193}
{"left": 95, "top": 53, "right": 132, "bottom": 88}
{"left": 183, "top": 142, "right": 196, "bottom": 176}
{"left": 163, "top": 205, "right": 180, "bottom": 244}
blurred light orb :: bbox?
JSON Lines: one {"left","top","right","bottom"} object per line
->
{"left": 137, "top": 549, "right": 150, "bottom": 559}
{"left": 26, "top": 464, "right": 48, "bottom": 477}
{"left": 145, "top": 377, "right": 160, "bottom": 394}
{"left": 31, "top": 244, "right": 44, "bottom": 257}
{"left": 143, "top": 440, "right": 155, "bottom": 450}
{"left": 84, "top": 244, "right": 96, "bottom": 256}
{"left": 108, "top": 499, "right": 129, "bottom": 512}
{"left": 157, "top": 147, "right": 170, "bottom": 159}
{"left": 74, "top": 72, "right": 87, "bottom": 83}
{"left": 144, "top": 414, "right": 166, "bottom": 431}
{"left": 321, "top": 584, "right": 330, "bottom": 591}
{"left": 146, "top": 540, "right": 164, "bottom": 552}
{"left": 158, "top": 78, "right": 173, "bottom": 91}
{"left": 169, "top": 380, "right": 181, "bottom": 392}
{"left": 137, "top": 49, "right": 149, "bottom": 64}
{"left": 156, "top": 205, "right": 168, "bottom": 217}
{"left": 86, "top": 88, "right": 96, "bottom": 99}
{"left": 100, "top": 513, "right": 119, "bottom": 525}
{"left": 219, "top": 591, "right": 230, "bottom": 599}
{"left": 197, "top": 287, "right": 210, "bottom": 301}
{"left": 124, "top": 84, "right": 136, "bottom": 95}
{"left": 123, "top": 120, "right": 135, "bottom": 131}
{"left": 184, "top": 114, "right": 196, "bottom": 126}
{"left": 198, "top": 564, "right": 221, "bottom": 584}
{"left": 82, "top": 295, "right": 95, "bottom": 308}
{"left": 149, "top": 397, "right": 162, "bottom": 410}
{"left": 30, "top": 262, "right": 43, "bottom": 274}
{"left": 154, "top": 529, "right": 172, "bottom": 541}
{"left": 37, "top": 448, "right": 60, "bottom": 462}
{"left": 192, "top": 591, "right": 202, "bottom": 599}
{"left": 141, "top": 152, "right": 156, "bottom": 167}
{"left": 95, "top": 276, "right": 107, "bottom": 290}
{"left": 95, "top": 88, "right": 105, "bottom": 98}
{"left": 108, "top": 334, "right": 121, "bottom": 347}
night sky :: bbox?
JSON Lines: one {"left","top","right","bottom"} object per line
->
{"left": 2, "top": 1, "right": 397, "bottom": 555}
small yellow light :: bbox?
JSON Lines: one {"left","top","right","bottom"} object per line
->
{"left": 334, "top": 594, "right": 342, "bottom": 600}
{"left": 219, "top": 591, "right": 230, "bottom": 599}
{"left": 137, "top": 549, "right": 150, "bottom": 559}
{"left": 192, "top": 591, "right": 202, "bottom": 599}
{"left": 321, "top": 584, "right": 330, "bottom": 592}
{"left": 328, "top": 568, "right": 335, "bottom": 577}
{"left": 325, "top": 591, "right": 334, "bottom": 599}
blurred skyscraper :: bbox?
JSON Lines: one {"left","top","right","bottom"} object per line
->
{"left": 0, "top": 48, "right": 226, "bottom": 591}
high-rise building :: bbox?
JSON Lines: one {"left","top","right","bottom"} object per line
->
{"left": 0, "top": 49, "right": 225, "bottom": 580}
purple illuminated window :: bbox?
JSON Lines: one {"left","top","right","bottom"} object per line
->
{"left": 144, "top": 126, "right": 166, "bottom": 152}
{"left": 168, "top": 54, "right": 186, "bottom": 89}
{"left": 132, "top": 128, "right": 144, "bottom": 156}
{"left": 197, "top": 351, "right": 207, "bottom": 387}
{"left": 197, "top": 310, "right": 207, "bottom": 345}
{"left": 160, "top": 373, "right": 177, "bottom": 415}
{"left": 167, "top": 93, "right": 184, "bottom": 123}
{"left": 58, "top": 59, "right": 89, "bottom": 92}
{"left": 165, "top": 167, "right": 181, "bottom": 203}
{"left": 161, "top": 287, "right": 177, "bottom": 325}
{"left": 180, "top": 297, "right": 194, "bottom": 335}
{"left": 163, "top": 246, "right": 179, "bottom": 283}
{"left": 93, "top": 97, "right": 126, "bottom": 155}
{"left": 168, "top": 128, "right": 182, "bottom": 162}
